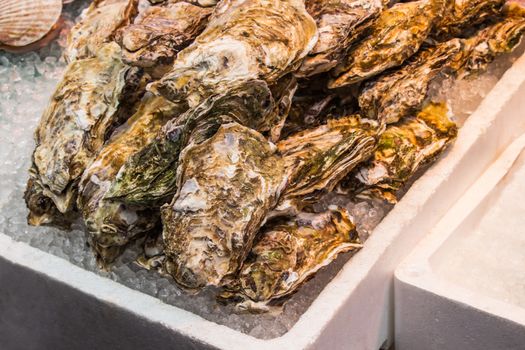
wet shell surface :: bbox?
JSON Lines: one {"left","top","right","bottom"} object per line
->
{"left": 0, "top": 0, "right": 63, "bottom": 47}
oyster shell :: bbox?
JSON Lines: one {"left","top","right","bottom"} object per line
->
{"left": 297, "top": 0, "right": 383, "bottom": 77}
{"left": 162, "top": 123, "right": 286, "bottom": 290}
{"left": 78, "top": 95, "right": 186, "bottom": 265}
{"left": 26, "top": 43, "right": 142, "bottom": 223}
{"left": 268, "top": 75, "right": 299, "bottom": 142}
{"left": 116, "top": 1, "right": 213, "bottom": 69}
{"left": 276, "top": 116, "right": 378, "bottom": 213}
{"left": 219, "top": 208, "right": 361, "bottom": 312}
{"left": 148, "top": 0, "right": 318, "bottom": 106}
{"left": 24, "top": 174, "right": 73, "bottom": 229}
{"left": 66, "top": 0, "right": 138, "bottom": 62}
{"left": 329, "top": 0, "right": 445, "bottom": 88}
{"left": 0, "top": 0, "right": 62, "bottom": 47}
{"left": 351, "top": 102, "right": 457, "bottom": 199}
{"left": 435, "top": 0, "right": 505, "bottom": 38}
{"left": 359, "top": 12, "right": 525, "bottom": 124}
{"left": 105, "top": 80, "right": 279, "bottom": 206}
{"left": 458, "top": 6, "right": 525, "bottom": 77}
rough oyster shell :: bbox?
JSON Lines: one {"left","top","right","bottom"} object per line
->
{"left": 66, "top": 0, "right": 138, "bottom": 62}
{"left": 116, "top": 1, "right": 213, "bottom": 69}
{"left": 297, "top": 0, "right": 383, "bottom": 77}
{"left": 148, "top": 0, "right": 318, "bottom": 106}
{"left": 162, "top": 123, "right": 286, "bottom": 290}
{"left": 0, "top": 0, "right": 62, "bottom": 47}
{"left": 435, "top": 0, "right": 505, "bottom": 38}
{"left": 105, "top": 80, "right": 280, "bottom": 206}
{"left": 276, "top": 116, "right": 378, "bottom": 211}
{"left": 359, "top": 11, "right": 525, "bottom": 124}
{"left": 351, "top": 102, "right": 457, "bottom": 199}
{"left": 26, "top": 43, "right": 142, "bottom": 222}
{"left": 219, "top": 208, "right": 361, "bottom": 312}
{"left": 329, "top": 0, "right": 445, "bottom": 88}
{"left": 78, "top": 95, "right": 186, "bottom": 265}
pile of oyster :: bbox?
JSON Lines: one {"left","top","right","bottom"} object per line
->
{"left": 24, "top": 0, "right": 525, "bottom": 312}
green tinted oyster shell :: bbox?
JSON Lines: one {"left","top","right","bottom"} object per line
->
{"left": 105, "top": 80, "right": 279, "bottom": 206}
{"left": 26, "top": 43, "right": 140, "bottom": 223}
{"left": 116, "top": 2, "right": 213, "bottom": 69}
{"left": 329, "top": 0, "right": 445, "bottom": 88}
{"left": 219, "top": 208, "right": 361, "bottom": 312}
{"left": 277, "top": 116, "right": 378, "bottom": 209}
{"left": 66, "top": 0, "right": 139, "bottom": 62}
{"left": 359, "top": 12, "right": 525, "bottom": 124}
{"left": 297, "top": 0, "right": 383, "bottom": 77}
{"left": 148, "top": 0, "right": 318, "bottom": 106}
{"left": 162, "top": 123, "right": 286, "bottom": 290}
{"left": 353, "top": 102, "right": 457, "bottom": 199}
{"left": 78, "top": 95, "right": 186, "bottom": 265}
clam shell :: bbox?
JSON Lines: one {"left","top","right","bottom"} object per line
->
{"left": 0, "top": 0, "right": 62, "bottom": 47}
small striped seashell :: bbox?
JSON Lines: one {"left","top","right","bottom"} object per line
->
{"left": 0, "top": 0, "right": 62, "bottom": 47}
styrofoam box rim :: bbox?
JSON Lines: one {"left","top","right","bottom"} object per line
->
{"left": 3, "top": 52, "right": 525, "bottom": 349}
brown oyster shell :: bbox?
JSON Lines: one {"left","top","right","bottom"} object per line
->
{"left": 297, "top": 0, "right": 383, "bottom": 77}
{"left": 65, "top": 0, "right": 139, "bottom": 62}
{"left": 26, "top": 43, "right": 141, "bottom": 222}
{"left": 116, "top": 1, "right": 213, "bottom": 69}
{"left": 162, "top": 123, "right": 286, "bottom": 290}
{"left": 219, "top": 208, "right": 361, "bottom": 312}
{"left": 149, "top": 0, "right": 318, "bottom": 106}
{"left": 350, "top": 102, "right": 458, "bottom": 200}
{"left": 359, "top": 11, "right": 525, "bottom": 124}
{"left": 329, "top": 0, "right": 445, "bottom": 88}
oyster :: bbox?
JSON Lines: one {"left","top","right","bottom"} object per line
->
{"left": 148, "top": 0, "right": 318, "bottom": 106}
{"left": 66, "top": 0, "right": 138, "bottom": 62}
{"left": 275, "top": 116, "right": 378, "bottom": 214}
{"left": 297, "top": 0, "right": 383, "bottom": 77}
{"left": 162, "top": 123, "right": 286, "bottom": 290}
{"left": 116, "top": 1, "right": 213, "bottom": 70}
{"left": 351, "top": 102, "right": 457, "bottom": 200}
{"left": 219, "top": 208, "right": 361, "bottom": 312}
{"left": 359, "top": 12, "right": 525, "bottom": 124}
{"left": 26, "top": 43, "right": 142, "bottom": 224}
{"left": 435, "top": 0, "right": 505, "bottom": 38}
{"left": 105, "top": 80, "right": 279, "bottom": 206}
{"left": 329, "top": 0, "right": 445, "bottom": 88}
{"left": 268, "top": 75, "right": 299, "bottom": 142}
{"left": 78, "top": 95, "right": 186, "bottom": 265}
{"left": 458, "top": 6, "right": 525, "bottom": 77}
{"left": 24, "top": 175, "right": 73, "bottom": 228}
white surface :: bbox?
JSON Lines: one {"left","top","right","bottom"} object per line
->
{"left": 434, "top": 151, "right": 525, "bottom": 309}
{"left": 396, "top": 133, "right": 525, "bottom": 350}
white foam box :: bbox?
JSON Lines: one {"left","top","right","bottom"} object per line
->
{"left": 2, "top": 56, "right": 525, "bottom": 350}
{"left": 394, "top": 131, "right": 525, "bottom": 348}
